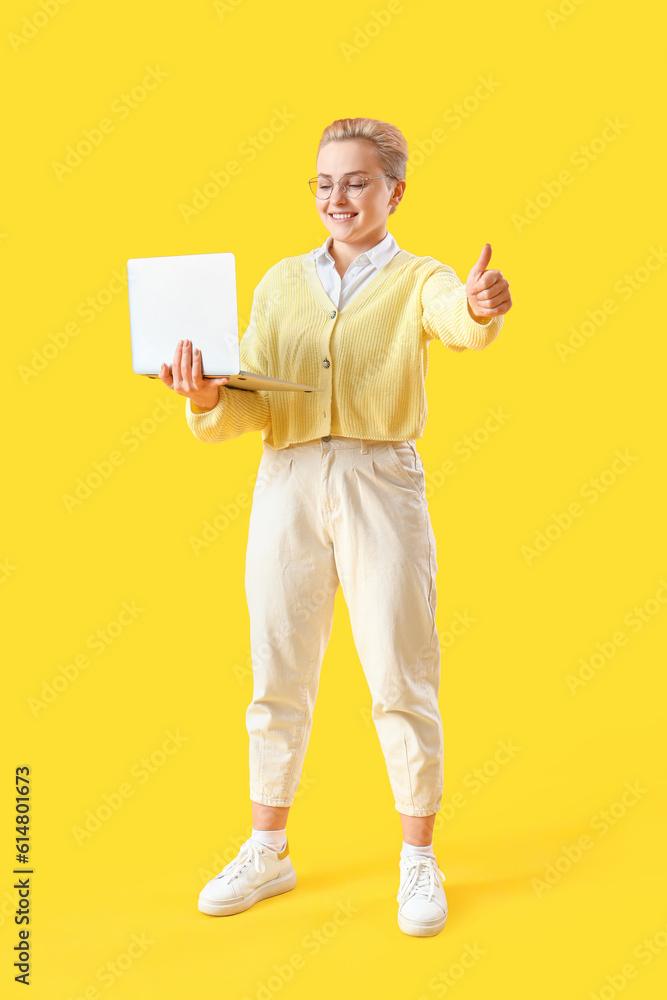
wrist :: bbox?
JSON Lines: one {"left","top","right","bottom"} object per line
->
{"left": 190, "top": 391, "right": 220, "bottom": 412}
{"left": 467, "top": 299, "right": 491, "bottom": 325}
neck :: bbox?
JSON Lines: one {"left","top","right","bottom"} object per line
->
{"left": 329, "top": 230, "right": 388, "bottom": 272}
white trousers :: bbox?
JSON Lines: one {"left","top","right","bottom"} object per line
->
{"left": 244, "top": 434, "right": 443, "bottom": 817}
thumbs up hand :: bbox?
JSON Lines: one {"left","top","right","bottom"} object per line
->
{"left": 465, "top": 244, "right": 512, "bottom": 322}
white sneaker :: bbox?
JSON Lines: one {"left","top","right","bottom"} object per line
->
{"left": 397, "top": 855, "right": 448, "bottom": 936}
{"left": 198, "top": 837, "right": 297, "bottom": 916}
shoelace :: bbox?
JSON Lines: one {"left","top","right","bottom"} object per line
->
{"left": 397, "top": 856, "right": 446, "bottom": 904}
{"left": 214, "top": 839, "right": 267, "bottom": 883}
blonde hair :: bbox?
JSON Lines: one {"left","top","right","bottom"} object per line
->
{"left": 316, "top": 117, "right": 408, "bottom": 215}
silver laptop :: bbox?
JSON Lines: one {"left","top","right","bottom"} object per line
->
{"left": 127, "top": 252, "right": 321, "bottom": 392}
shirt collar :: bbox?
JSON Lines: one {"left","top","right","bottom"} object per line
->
{"left": 308, "top": 230, "right": 400, "bottom": 270}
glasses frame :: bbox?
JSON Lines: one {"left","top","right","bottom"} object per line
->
{"left": 308, "top": 173, "right": 396, "bottom": 199}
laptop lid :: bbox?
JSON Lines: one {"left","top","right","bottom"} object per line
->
{"left": 127, "top": 252, "right": 320, "bottom": 392}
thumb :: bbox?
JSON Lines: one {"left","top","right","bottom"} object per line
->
{"left": 469, "top": 243, "right": 492, "bottom": 280}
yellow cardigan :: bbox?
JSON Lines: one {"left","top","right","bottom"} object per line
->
{"left": 186, "top": 248, "right": 503, "bottom": 450}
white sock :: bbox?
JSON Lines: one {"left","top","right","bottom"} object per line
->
{"left": 401, "top": 840, "right": 436, "bottom": 862}
{"left": 251, "top": 827, "right": 287, "bottom": 852}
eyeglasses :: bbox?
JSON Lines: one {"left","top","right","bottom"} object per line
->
{"left": 308, "top": 173, "right": 395, "bottom": 199}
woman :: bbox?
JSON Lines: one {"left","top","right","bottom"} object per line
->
{"left": 159, "top": 117, "right": 512, "bottom": 937}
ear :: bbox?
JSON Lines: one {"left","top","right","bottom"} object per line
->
{"left": 391, "top": 177, "right": 406, "bottom": 207}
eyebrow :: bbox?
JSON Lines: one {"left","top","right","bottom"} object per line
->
{"left": 315, "top": 170, "right": 367, "bottom": 178}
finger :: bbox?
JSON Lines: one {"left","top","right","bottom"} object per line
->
{"left": 471, "top": 295, "right": 505, "bottom": 312}
{"left": 469, "top": 243, "right": 492, "bottom": 281}
{"left": 193, "top": 346, "right": 231, "bottom": 388}
{"left": 473, "top": 289, "right": 508, "bottom": 308}
{"left": 191, "top": 348, "right": 229, "bottom": 385}
{"left": 470, "top": 270, "right": 504, "bottom": 294}
{"left": 192, "top": 345, "right": 203, "bottom": 384}
{"left": 474, "top": 280, "right": 509, "bottom": 302}
{"left": 180, "top": 340, "right": 194, "bottom": 395}
{"left": 171, "top": 340, "right": 184, "bottom": 390}
{"left": 471, "top": 296, "right": 511, "bottom": 316}
{"left": 159, "top": 362, "right": 174, "bottom": 388}
{"left": 181, "top": 339, "right": 193, "bottom": 384}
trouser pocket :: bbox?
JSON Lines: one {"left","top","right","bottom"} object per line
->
{"left": 383, "top": 441, "right": 426, "bottom": 499}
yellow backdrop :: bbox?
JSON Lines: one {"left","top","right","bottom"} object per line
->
{"left": 3, "top": 0, "right": 666, "bottom": 996}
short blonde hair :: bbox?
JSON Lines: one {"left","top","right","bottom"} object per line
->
{"left": 316, "top": 117, "right": 408, "bottom": 215}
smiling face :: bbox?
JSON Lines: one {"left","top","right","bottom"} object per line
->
{"left": 314, "top": 138, "right": 405, "bottom": 251}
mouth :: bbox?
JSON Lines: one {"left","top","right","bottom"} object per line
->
{"left": 329, "top": 212, "right": 358, "bottom": 222}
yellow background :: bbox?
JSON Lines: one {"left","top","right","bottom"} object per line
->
{"left": 3, "top": 0, "right": 666, "bottom": 996}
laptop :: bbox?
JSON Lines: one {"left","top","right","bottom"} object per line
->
{"left": 127, "top": 252, "right": 321, "bottom": 392}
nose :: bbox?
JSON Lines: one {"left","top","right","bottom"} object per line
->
{"left": 330, "top": 180, "right": 349, "bottom": 203}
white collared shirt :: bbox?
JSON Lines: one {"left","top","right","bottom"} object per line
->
{"left": 306, "top": 230, "right": 402, "bottom": 310}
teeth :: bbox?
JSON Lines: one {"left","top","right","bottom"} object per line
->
{"left": 332, "top": 214, "right": 356, "bottom": 219}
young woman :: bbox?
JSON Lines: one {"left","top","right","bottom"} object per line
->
{"left": 159, "top": 117, "right": 512, "bottom": 937}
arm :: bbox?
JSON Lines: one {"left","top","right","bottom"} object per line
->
{"left": 421, "top": 266, "right": 504, "bottom": 352}
{"left": 185, "top": 284, "right": 272, "bottom": 443}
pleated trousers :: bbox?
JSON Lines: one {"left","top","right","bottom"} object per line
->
{"left": 244, "top": 434, "right": 443, "bottom": 817}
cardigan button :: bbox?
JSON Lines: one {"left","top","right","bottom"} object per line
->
{"left": 322, "top": 358, "right": 330, "bottom": 368}
{"left": 330, "top": 310, "right": 337, "bottom": 319}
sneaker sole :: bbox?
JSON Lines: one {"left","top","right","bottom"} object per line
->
{"left": 398, "top": 908, "right": 448, "bottom": 937}
{"left": 198, "top": 867, "right": 297, "bottom": 916}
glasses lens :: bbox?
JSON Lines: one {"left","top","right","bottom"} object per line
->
{"left": 310, "top": 177, "right": 333, "bottom": 198}
{"left": 344, "top": 174, "right": 365, "bottom": 197}
{"left": 309, "top": 174, "right": 367, "bottom": 198}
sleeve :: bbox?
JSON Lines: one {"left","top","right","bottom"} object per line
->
{"left": 185, "top": 281, "right": 272, "bottom": 443}
{"left": 421, "top": 265, "right": 504, "bottom": 353}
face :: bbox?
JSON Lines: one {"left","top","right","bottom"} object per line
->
{"left": 314, "top": 139, "right": 405, "bottom": 249}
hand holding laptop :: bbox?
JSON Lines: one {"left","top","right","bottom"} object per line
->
{"left": 127, "top": 252, "right": 321, "bottom": 394}
{"left": 159, "top": 338, "right": 228, "bottom": 411}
